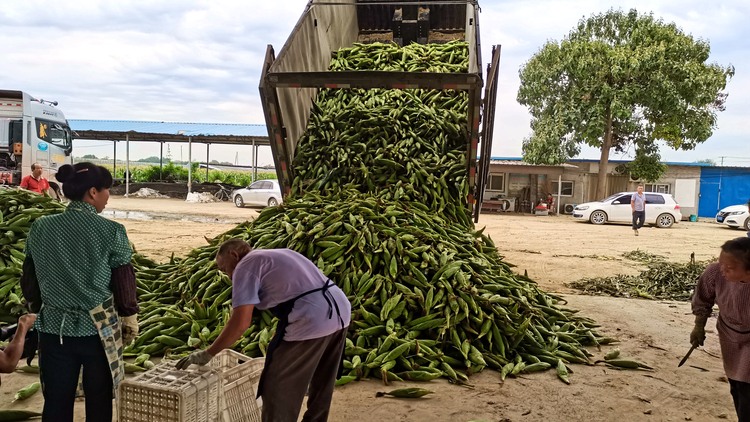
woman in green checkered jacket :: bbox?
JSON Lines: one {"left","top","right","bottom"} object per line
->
{"left": 21, "top": 162, "right": 139, "bottom": 422}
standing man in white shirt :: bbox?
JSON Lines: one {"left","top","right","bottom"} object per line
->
{"left": 631, "top": 185, "right": 646, "bottom": 236}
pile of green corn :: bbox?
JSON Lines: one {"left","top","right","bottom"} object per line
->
{"left": 125, "top": 189, "right": 611, "bottom": 383}
{"left": 0, "top": 42, "right": 611, "bottom": 385}
{"left": 0, "top": 188, "right": 66, "bottom": 323}
{"left": 124, "top": 41, "right": 610, "bottom": 383}
{"left": 291, "top": 41, "right": 472, "bottom": 228}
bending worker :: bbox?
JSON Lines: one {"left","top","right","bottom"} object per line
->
{"left": 0, "top": 314, "right": 37, "bottom": 374}
{"left": 177, "top": 239, "right": 351, "bottom": 422}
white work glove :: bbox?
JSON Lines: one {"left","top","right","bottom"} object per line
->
{"left": 175, "top": 350, "right": 214, "bottom": 370}
{"left": 121, "top": 315, "right": 139, "bottom": 346}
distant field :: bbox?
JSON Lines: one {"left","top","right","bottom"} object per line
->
{"left": 75, "top": 158, "right": 275, "bottom": 186}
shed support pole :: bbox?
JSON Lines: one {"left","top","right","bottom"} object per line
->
{"left": 253, "top": 141, "right": 258, "bottom": 182}
{"left": 113, "top": 141, "right": 117, "bottom": 179}
{"left": 187, "top": 136, "right": 192, "bottom": 194}
{"left": 125, "top": 134, "right": 130, "bottom": 196}
{"left": 557, "top": 174, "right": 562, "bottom": 214}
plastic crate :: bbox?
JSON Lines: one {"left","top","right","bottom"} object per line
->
{"left": 118, "top": 361, "right": 222, "bottom": 422}
{"left": 208, "top": 350, "right": 265, "bottom": 422}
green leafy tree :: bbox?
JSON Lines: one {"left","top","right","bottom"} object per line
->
{"left": 517, "top": 9, "right": 733, "bottom": 198}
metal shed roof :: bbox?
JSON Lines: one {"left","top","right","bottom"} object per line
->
{"left": 69, "top": 119, "right": 270, "bottom": 146}
{"left": 489, "top": 158, "right": 578, "bottom": 168}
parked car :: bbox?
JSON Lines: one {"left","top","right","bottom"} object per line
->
{"left": 232, "top": 179, "right": 283, "bottom": 208}
{"left": 572, "top": 192, "right": 682, "bottom": 228}
{"left": 716, "top": 204, "right": 750, "bottom": 230}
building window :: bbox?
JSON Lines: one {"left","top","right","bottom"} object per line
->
{"left": 645, "top": 183, "right": 670, "bottom": 194}
{"left": 551, "top": 181, "right": 574, "bottom": 196}
{"left": 488, "top": 173, "right": 505, "bottom": 191}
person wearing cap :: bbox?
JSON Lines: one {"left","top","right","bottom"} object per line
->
{"left": 20, "top": 162, "right": 139, "bottom": 422}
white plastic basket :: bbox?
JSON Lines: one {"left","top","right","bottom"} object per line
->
{"left": 208, "top": 350, "right": 265, "bottom": 422}
{"left": 118, "top": 361, "right": 222, "bottom": 422}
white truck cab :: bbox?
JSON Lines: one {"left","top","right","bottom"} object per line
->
{"left": 0, "top": 90, "right": 73, "bottom": 187}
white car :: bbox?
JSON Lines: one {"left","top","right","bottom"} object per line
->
{"left": 232, "top": 179, "right": 283, "bottom": 208}
{"left": 572, "top": 192, "right": 682, "bottom": 228}
{"left": 716, "top": 204, "right": 750, "bottom": 230}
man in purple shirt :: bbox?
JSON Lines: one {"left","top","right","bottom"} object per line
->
{"left": 176, "top": 239, "right": 351, "bottom": 422}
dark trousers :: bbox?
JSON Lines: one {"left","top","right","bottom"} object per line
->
{"left": 730, "top": 379, "right": 750, "bottom": 422}
{"left": 261, "top": 327, "right": 348, "bottom": 422}
{"left": 632, "top": 211, "right": 645, "bottom": 230}
{"left": 39, "top": 333, "right": 113, "bottom": 422}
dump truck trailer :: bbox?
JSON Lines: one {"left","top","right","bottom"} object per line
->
{"left": 259, "top": 0, "right": 499, "bottom": 221}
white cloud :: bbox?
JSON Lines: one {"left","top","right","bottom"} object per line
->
{"left": 2, "top": 0, "right": 746, "bottom": 164}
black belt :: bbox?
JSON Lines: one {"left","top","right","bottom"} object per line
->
{"left": 256, "top": 279, "right": 345, "bottom": 398}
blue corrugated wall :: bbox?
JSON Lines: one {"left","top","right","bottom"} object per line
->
{"left": 698, "top": 167, "right": 750, "bottom": 217}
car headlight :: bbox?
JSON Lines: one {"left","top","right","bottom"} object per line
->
{"left": 575, "top": 205, "right": 589, "bottom": 211}
{"left": 729, "top": 211, "right": 744, "bottom": 215}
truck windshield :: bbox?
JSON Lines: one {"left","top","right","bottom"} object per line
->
{"left": 35, "top": 118, "right": 72, "bottom": 152}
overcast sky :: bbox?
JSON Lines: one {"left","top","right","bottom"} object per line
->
{"left": 2, "top": 0, "right": 747, "bottom": 166}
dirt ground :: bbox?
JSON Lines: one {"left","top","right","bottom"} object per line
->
{"left": 2, "top": 197, "right": 746, "bottom": 421}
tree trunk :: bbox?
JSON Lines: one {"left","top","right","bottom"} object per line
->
{"left": 595, "top": 111, "right": 613, "bottom": 199}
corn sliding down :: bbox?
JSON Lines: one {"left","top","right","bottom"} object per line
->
{"left": 0, "top": 41, "right": 611, "bottom": 385}
{"left": 129, "top": 41, "right": 611, "bottom": 384}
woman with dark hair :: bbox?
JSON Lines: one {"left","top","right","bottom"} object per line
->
{"left": 691, "top": 237, "right": 750, "bottom": 421}
{"left": 20, "top": 162, "right": 139, "bottom": 421}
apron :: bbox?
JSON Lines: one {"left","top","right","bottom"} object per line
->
{"left": 88, "top": 295, "right": 125, "bottom": 397}
{"left": 256, "top": 279, "right": 345, "bottom": 398}
{"left": 38, "top": 296, "right": 124, "bottom": 398}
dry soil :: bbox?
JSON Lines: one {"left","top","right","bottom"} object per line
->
{"left": 1, "top": 197, "right": 745, "bottom": 421}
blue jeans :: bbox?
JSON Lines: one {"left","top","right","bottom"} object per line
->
{"left": 632, "top": 211, "right": 645, "bottom": 230}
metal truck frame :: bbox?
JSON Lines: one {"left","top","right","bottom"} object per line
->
{"left": 259, "top": 0, "right": 500, "bottom": 222}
